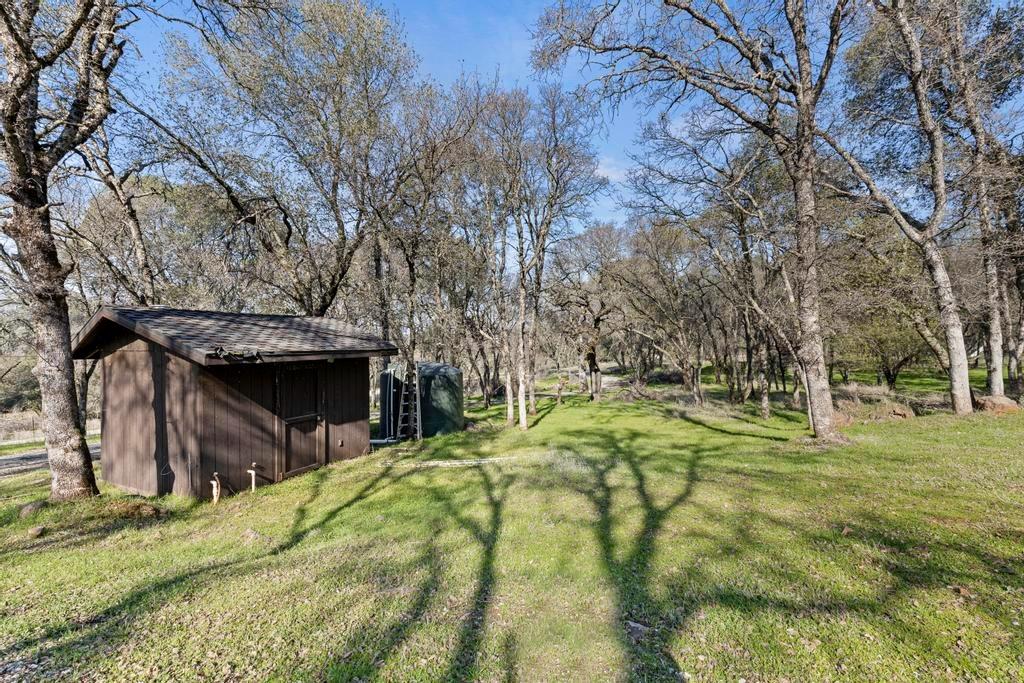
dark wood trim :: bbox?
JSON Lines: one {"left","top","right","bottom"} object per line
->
{"left": 189, "top": 362, "right": 201, "bottom": 496}
{"left": 204, "top": 349, "right": 398, "bottom": 365}
{"left": 283, "top": 412, "right": 320, "bottom": 424}
{"left": 274, "top": 366, "right": 283, "bottom": 482}
{"left": 317, "top": 364, "right": 327, "bottom": 468}
{"left": 281, "top": 462, "right": 320, "bottom": 479}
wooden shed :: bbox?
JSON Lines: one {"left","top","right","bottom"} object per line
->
{"left": 71, "top": 306, "right": 397, "bottom": 499}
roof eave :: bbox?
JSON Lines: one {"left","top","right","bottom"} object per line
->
{"left": 71, "top": 306, "right": 211, "bottom": 365}
{"left": 203, "top": 347, "right": 400, "bottom": 365}
{"left": 71, "top": 306, "right": 399, "bottom": 365}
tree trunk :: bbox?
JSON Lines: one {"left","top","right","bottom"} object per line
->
{"left": 527, "top": 307, "right": 539, "bottom": 416}
{"left": 999, "top": 278, "right": 1019, "bottom": 392}
{"left": 504, "top": 364, "right": 515, "bottom": 426}
{"left": 527, "top": 353, "right": 537, "bottom": 415}
{"left": 921, "top": 240, "right": 973, "bottom": 413}
{"left": 516, "top": 361, "right": 528, "bottom": 430}
{"left": 585, "top": 346, "right": 600, "bottom": 401}
{"left": 955, "top": 21, "right": 1004, "bottom": 398}
{"left": 12, "top": 195, "right": 98, "bottom": 500}
{"left": 516, "top": 282, "right": 529, "bottom": 430}
{"left": 791, "top": 168, "right": 837, "bottom": 439}
{"left": 75, "top": 358, "right": 98, "bottom": 426}
{"left": 910, "top": 310, "right": 951, "bottom": 374}
{"left": 981, "top": 229, "right": 1005, "bottom": 397}
{"left": 776, "top": 337, "right": 788, "bottom": 393}
{"left": 374, "top": 235, "right": 391, "bottom": 369}
{"left": 758, "top": 333, "right": 771, "bottom": 420}
{"left": 502, "top": 329, "right": 515, "bottom": 426}
{"left": 742, "top": 314, "right": 754, "bottom": 402}
{"left": 693, "top": 342, "right": 705, "bottom": 406}
{"left": 1010, "top": 289, "right": 1024, "bottom": 393}
{"left": 791, "top": 365, "right": 802, "bottom": 409}
{"left": 469, "top": 344, "right": 489, "bottom": 408}
{"left": 124, "top": 197, "right": 158, "bottom": 305}
{"left": 405, "top": 256, "right": 418, "bottom": 363}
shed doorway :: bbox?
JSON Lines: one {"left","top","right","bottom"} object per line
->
{"left": 279, "top": 365, "right": 324, "bottom": 478}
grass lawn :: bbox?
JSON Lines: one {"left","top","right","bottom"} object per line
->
{"left": 2, "top": 395, "right": 1023, "bottom": 680}
{"left": 840, "top": 366, "right": 994, "bottom": 396}
{"left": 612, "top": 362, "right": 993, "bottom": 400}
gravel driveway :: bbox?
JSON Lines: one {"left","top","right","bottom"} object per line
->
{"left": 0, "top": 443, "right": 100, "bottom": 479}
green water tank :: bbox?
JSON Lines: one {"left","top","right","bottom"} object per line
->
{"left": 418, "top": 363, "right": 464, "bottom": 437}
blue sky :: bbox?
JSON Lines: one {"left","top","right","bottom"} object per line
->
{"left": 390, "top": 0, "right": 635, "bottom": 223}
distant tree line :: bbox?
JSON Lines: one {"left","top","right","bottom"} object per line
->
{"left": 1, "top": 0, "right": 1023, "bottom": 498}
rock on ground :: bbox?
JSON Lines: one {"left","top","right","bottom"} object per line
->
{"left": 18, "top": 500, "right": 48, "bottom": 518}
{"left": 625, "top": 619, "right": 652, "bottom": 641}
{"left": 976, "top": 395, "right": 1021, "bottom": 415}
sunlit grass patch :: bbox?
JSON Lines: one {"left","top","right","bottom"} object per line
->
{"left": 1, "top": 395, "right": 1022, "bottom": 680}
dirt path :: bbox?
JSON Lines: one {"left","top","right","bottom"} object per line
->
{"left": 0, "top": 444, "right": 100, "bottom": 479}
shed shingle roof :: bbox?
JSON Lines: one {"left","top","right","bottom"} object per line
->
{"left": 71, "top": 306, "right": 398, "bottom": 365}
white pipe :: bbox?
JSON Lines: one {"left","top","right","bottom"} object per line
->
{"left": 247, "top": 463, "right": 257, "bottom": 492}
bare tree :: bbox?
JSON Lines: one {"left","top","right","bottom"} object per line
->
{"left": 536, "top": 0, "right": 853, "bottom": 438}
{"left": 72, "top": 124, "right": 161, "bottom": 305}
{"left": 630, "top": 127, "right": 808, "bottom": 418}
{"left": 822, "top": 1, "right": 984, "bottom": 413}
{"left": 134, "top": 0, "right": 412, "bottom": 316}
{"left": 550, "top": 223, "right": 620, "bottom": 401}
{"left": 0, "top": 0, "right": 129, "bottom": 498}
{"left": 500, "top": 85, "right": 603, "bottom": 428}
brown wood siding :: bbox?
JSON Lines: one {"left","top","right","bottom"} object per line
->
{"left": 326, "top": 358, "right": 370, "bottom": 462}
{"left": 99, "top": 338, "right": 162, "bottom": 496}
{"left": 198, "top": 365, "right": 277, "bottom": 498}
{"left": 97, "top": 333, "right": 371, "bottom": 499}
{"left": 164, "top": 353, "right": 200, "bottom": 496}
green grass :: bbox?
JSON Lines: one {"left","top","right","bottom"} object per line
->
{"left": 631, "top": 363, "right": 988, "bottom": 399}
{"left": 2, "top": 395, "right": 1023, "bottom": 680}
{"left": 0, "top": 435, "right": 99, "bottom": 458}
{"left": 840, "top": 365, "right": 994, "bottom": 395}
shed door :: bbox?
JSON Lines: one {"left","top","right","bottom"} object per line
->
{"left": 279, "top": 366, "right": 324, "bottom": 478}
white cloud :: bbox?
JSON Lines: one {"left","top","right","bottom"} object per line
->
{"left": 597, "top": 156, "right": 628, "bottom": 183}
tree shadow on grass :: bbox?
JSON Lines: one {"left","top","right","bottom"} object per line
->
{"left": 272, "top": 460, "right": 420, "bottom": 554}
{"left": 322, "top": 537, "right": 444, "bottom": 681}
{"left": 316, "top": 453, "right": 514, "bottom": 681}
{"left": 668, "top": 409, "right": 790, "bottom": 443}
{"left": 0, "top": 496, "right": 202, "bottom": 559}
{"left": 653, "top": 502, "right": 1024, "bottom": 674}
{"left": 7, "top": 398, "right": 1024, "bottom": 679}
{"left": 561, "top": 427, "right": 705, "bottom": 679}
{"left": 2, "top": 433, "right": 518, "bottom": 680}
{"left": 441, "top": 466, "right": 512, "bottom": 681}
{"left": 0, "top": 456, "right": 420, "bottom": 673}
{"left": 0, "top": 553, "right": 245, "bottom": 670}
{"left": 526, "top": 399, "right": 557, "bottom": 428}
{"left": 500, "top": 630, "right": 519, "bottom": 683}
{"left": 730, "top": 407, "right": 810, "bottom": 433}
{"left": 556, "top": 415, "right": 1024, "bottom": 677}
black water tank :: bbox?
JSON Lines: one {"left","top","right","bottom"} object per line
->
{"left": 378, "top": 363, "right": 464, "bottom": 439}
{"left": 417, "top": 363, "right": 464, "bottom": 437}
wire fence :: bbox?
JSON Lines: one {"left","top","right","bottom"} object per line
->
{"left": 0, "top": 412, "right": 100, "bottom": 445}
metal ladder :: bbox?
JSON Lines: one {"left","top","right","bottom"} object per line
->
{"left": 394, "top": 364, "right": 422, "bottom": 441}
